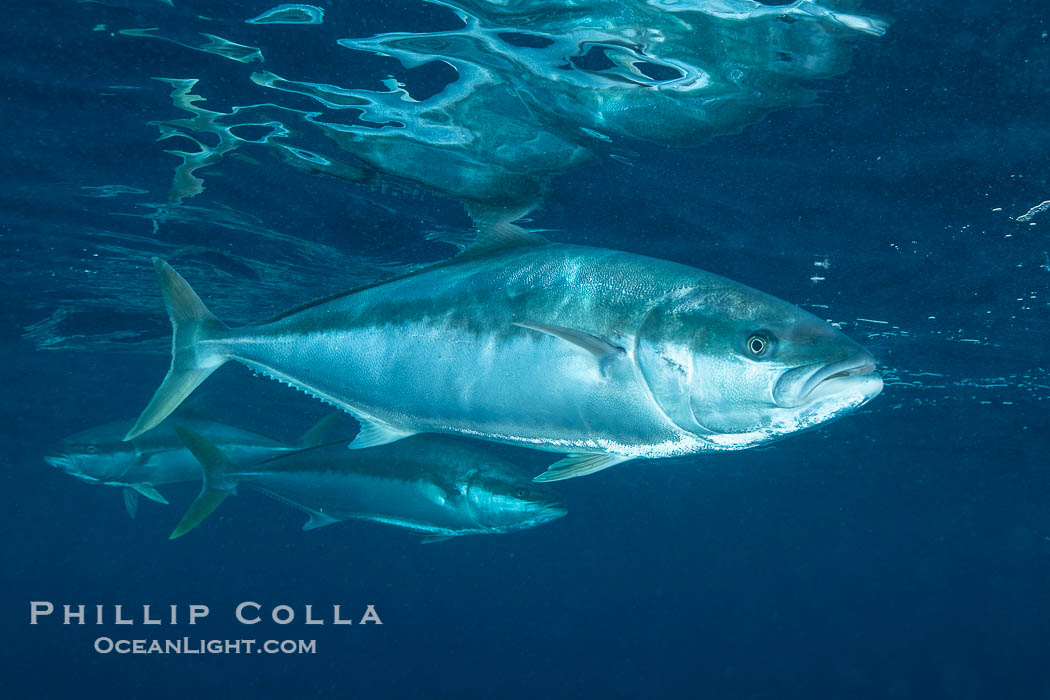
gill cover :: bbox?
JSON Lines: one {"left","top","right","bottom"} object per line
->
{"left": 458, "top": 468, "right": 490, "bottom": 525}
{"left": 635, "top": 302, "right": 707, "bottom": 437}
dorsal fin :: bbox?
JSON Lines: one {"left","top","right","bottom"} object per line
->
{"left": 468, "top": 223, "right": 547, "bottom": 252}
{"left": 172, "top": 400, "right": 219, "bottom": 423}
{"left": 263, "top": 211, "right": 548, "bottom": 325}
{"left": 297, "top": 413, "right": 342, "bottom": 448}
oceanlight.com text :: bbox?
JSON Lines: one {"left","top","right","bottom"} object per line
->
{"left": 94, "top": 637, "right": 317, "bottom": 655}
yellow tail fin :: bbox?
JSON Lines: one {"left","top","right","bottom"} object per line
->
{"left": 169, "top": 426, "right": 238, "bottom": 539}
{"left": 124, "top": 259, "right": 230, "bottom": 441}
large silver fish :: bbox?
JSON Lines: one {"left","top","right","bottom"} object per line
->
{"left": 46, "top": 414, "right": 338, "bottom": 517}
{"left": 169, "top": 428, "right": 567, "bottom": 542}
{"left": 126, "top": 225, "right": 882, "bottom": 481}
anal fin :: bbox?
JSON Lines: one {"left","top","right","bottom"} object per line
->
{"left": 533, "top": 453, "right": 631, "bottom": 482}
{"left": 349, "top": 417, "right": 417, "bottom": 450}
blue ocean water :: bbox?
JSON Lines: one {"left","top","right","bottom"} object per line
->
{"left": 3, "top": 0, "right": 1049, "bottom": 697}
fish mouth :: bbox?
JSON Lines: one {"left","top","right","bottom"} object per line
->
{"left": 498, "top": 501, "right": 566, "bottom": 532}
{"left": 44, "top": 454, "right": 72, "bottom": 471}
{"left": 542, "top": 504, "right": 568, "bottom": 521}
{"left": 774, "top": 353, "right": 881, "bottom": 408}
{"left": 533, "top": 499, "right": 568, "bottom": 523}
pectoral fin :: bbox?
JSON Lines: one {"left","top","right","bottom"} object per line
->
{"left": 348, "top": 416, "right": 417, "bottom": 450}
{"left": 303, "top": 511, "right": 339, "bottom": 531}
{"left": 123, "top": 488, "right": 140, "bottom": 519}
{"left": 514, "top": 322, "right": 626, "bottom": 375}
{"left": 133, "top": 485, "right": 169, "bottom": 505}
{"left": 420, "top": 535, "right": 455, "bottom": 544}
{"left": 421, "top": 483, "right": 455, "bottom": 507}
{"left": 533, "top": 453, "right": 631, "bottom": 482}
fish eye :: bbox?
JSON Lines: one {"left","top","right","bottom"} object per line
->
{"left": 745, "top": 332, "right": 775, "bottom": 359}
{"left": 86, "top": 444, "right": 98, "bottom": 454}
{"left": 515, "top": 489, "right": 528, "bottom": 499}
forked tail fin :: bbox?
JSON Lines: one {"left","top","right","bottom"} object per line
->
{"left": 169, "top": 426, "right": 238, "bottom": 540}
{"left": 124, "top": 259, "right": 231, "bottom": 441}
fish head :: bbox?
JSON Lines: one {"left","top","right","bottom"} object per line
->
{"left": 45, "top": 422, "right": 139, "bottom": 482}
{"left": 463, "top": 467, "right": 567, "bottom": 532}
{"left": 636, "top": 281, "right": 882, "bottom": 446}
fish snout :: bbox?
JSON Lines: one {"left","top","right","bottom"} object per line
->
{"left": 539, "top": 499, "right": 569, "bottom": 522}
{"left": 519, "top": 492, "right": 567, "bottom": 525}
{"left": 774, "top": 351, "right": 879, "bottom": 407}
{"left": 44, "top": 453, "right": 74, "bottom": 471}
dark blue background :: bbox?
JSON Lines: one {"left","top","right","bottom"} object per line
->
{"left": 3, "top": 1, "right": 1049, "bottom": 698}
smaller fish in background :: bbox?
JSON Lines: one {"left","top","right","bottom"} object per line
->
{"left": 169, "top": 428, "right": 567, "bottom": 543}
{"left": 44, "top": 412, "right": 341, "bottom": 518}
